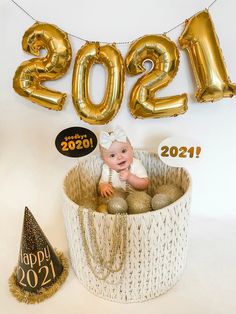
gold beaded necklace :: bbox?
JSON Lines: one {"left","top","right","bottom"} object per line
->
{"left": 79, "top": 207, "right": 127, "bottom": 282}
{"left": 108, "top": 167, "right": 131, "bottom": 192}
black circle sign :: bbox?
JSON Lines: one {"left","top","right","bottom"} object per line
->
{"left": 55, "top": 127, "right": 97, "bottom": 157}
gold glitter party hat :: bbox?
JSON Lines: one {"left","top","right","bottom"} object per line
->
{"left": 9, "top": 207, "right": 69, "bottom": 303}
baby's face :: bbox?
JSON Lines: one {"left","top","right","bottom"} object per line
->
{"left": 101, "top": 141, "right": 133, "bottom": 172}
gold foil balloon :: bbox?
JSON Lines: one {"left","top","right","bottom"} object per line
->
{"left": 179, "top": 10, "right": 236, "bottom": 102}
{"left": 125, "top": 35, "right": 188, "bottom": 119}
{"left": 13, "top": 22, "right": 72, "bottom": 110}
{"left": 72, "top": 42, "right": 124, "bottom": 125}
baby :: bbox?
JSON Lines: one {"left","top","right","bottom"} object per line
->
{"left": 98, "top": 127, "right": 149, "bottom": 213}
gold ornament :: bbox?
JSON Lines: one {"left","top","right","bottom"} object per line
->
{"left": 126, "top": 191, "right": 151, "bottom": 214}
{"left": 179, "top": 10, "right": 236, "bottom": 102}
{"left": 72, "top": 42, "right": 125, "bottom": 124}
{"left": 151, "top": 193, "right": 172, "bottom": 211}
{"left": 13, "top": 22, "right": 72, "bottom": 110}
{"left": 125, "top": 34, "right": 188, "bottom": 119}
{"left": 98, "top": 189, "right": 127, "bottom": 206}
{"left": 96, "top": 204, "right": 108, "bottom": 214}
{"left": 107, "top": 197, "right": 128, "bottom": 214}
{"left": 156, "top": 184, "right": 183, "bottom": 202}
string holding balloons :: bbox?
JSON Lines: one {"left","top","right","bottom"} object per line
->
{"left": 13, "top": 10, "right": 236, "bottom": 124}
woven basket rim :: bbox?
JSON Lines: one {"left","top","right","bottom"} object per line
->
{"left": 62, "top": 150, "right": 192, "bottom": 217}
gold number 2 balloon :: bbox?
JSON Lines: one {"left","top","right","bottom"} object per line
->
{"left": 125, "top": 35, "right": 188, "bottom": 119}
{"left": 179, "top": 10, "right": 236, "bottom": 102}
{"left": 72, "top": 42, "right": 124, "bottom": 125}
{"left": 13, "top": 22, "right": 72, "bottom": 110}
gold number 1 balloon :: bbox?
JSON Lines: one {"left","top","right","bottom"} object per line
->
{"left": 179, "top": 10, "right": 236, "bottom": 102}
{"left": 13, "top": 22, "right": 72, "bottom": 110}
{"left": 125, "top": 35, "right": 188, "bottom": 119}
{"left": 72, "top": 42, "right": 124, "bottom": 125}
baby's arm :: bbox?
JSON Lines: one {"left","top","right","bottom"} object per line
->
{"left": 99, "top": 163, "right": 114, "bottom": 197}
{"left": 119, "top": 169, "right": 149, "bottom": 190}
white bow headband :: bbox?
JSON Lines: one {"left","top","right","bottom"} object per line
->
{"left": 99, "top": 127, "right": 127, "bottom": 150}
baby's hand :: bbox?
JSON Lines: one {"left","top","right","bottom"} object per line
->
{"left": 119, "top": 169, "right": 130, "bottom": 181}
{"left": 99, "top": 183, "right": 114, "bottom": 197}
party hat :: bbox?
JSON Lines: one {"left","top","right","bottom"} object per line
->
{"left": 9, "top": 207, "right": 69, "bottom": 303}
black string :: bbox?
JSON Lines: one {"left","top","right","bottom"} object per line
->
{"left": 10, "top": 0, "right": 37, "bottom": 21}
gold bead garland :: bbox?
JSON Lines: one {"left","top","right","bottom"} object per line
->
{"left": 78, "top": 207, "right": 127, "bottom": 282}
{"left": 88, "top": 211, "right": 126, "bottom": 272}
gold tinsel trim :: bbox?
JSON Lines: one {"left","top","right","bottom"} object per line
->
{"left": 8, "top": 250, "right": 69, "bottom": 304}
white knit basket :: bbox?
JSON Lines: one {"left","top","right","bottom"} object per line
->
{"left": 62, "top": 151, "right": 192, "bottom": 303}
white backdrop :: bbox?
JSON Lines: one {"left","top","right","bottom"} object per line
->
{"left": 1, "top": 0, "right": 236, "bottom": 313}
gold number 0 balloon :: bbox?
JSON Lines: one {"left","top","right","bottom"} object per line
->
{"left": 72, "top": 42, "right": 124, "bottom": 125}
{"left": 125, "top": 35, "right": 188, "bottom": 119}
{"left": 13, "top": 22, "right": 72, "bottom": 110}
{"left": 179, "top": 10, "right": 236, "bottom": 102}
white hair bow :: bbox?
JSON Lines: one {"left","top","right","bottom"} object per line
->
{"left": 99, "top": 127, "right": 127, "bottom": 149}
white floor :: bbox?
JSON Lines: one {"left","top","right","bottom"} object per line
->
{"left": 1, "top": 214, "right": 236, "bottom": 314}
